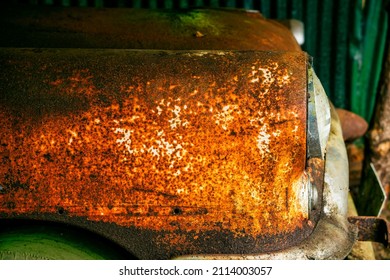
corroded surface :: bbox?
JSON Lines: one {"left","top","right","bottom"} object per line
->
{"left": 348, "top": 216, "right": 390, "bottom": 247}
{"left": 0, "top": 48, "right": 310, "bottom": 256}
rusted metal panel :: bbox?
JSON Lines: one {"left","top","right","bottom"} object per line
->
{"left": 177, "top": 103, "right": 356, "bottom": 260}
{"left": 0, "top": 48, "right": 312, "bottom": 258}
{"left": 348, "top": 216, "right": 390, "bottom": 248}
{"left": 0, "top": 7, "right": 301, "bottom": 51}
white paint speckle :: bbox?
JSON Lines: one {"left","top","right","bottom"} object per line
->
{"left": 256, "top": 124, "right": 271, "bottom": 156}
{"left": 214, "top": 105, "right": 239, "bottom": 130}
{"left": 250, "top": 189, "right": 261, "bottom": 201}
{"left": 168, "top": 105, "right": 189, "bottom": 129}
{"left": 114, "top": 128, "right": 135, "bottom": 154}
{"left": 67, "top": 130, "right": 79, "bottom": 146}
{"left": 147, "top": 146, "right": 160, "bottom": 159}
{"left": 248, "top": 62, "right": 290, "bottom": 96}
{"left": 68, "top": 130, "right": 78, "bottom": 138}
{"left": 272, "top": 129, "right": 281, "bottom": 137}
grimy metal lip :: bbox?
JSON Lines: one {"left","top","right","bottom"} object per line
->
{"left": 0, "top": 7, "right": 301, "bottom": 51}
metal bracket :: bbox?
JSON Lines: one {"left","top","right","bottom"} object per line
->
{"left": 348, "top": 216, "right": 390, "bottom": 248}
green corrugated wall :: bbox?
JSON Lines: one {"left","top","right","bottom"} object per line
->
{"left": 10, "top": 0, "right": 389, "bottom": 123}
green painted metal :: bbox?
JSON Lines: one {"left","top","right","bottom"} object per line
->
{"left": 291, "top": 0, "right": 303, "bottom": 19}
{"left": 275, "top": 0, "right": 288, "bottom": 19}
{"left": 349, "top": 0, "right": 388, "bottom": 122}
{"left": 316, "top": 0, "right": 334, "bottom": 102}
{"left": 0, "top": 221, "right": 134, "bottom": 260}
{"left": 332, "top": 0, "right": 351, "bottom": 110}
{"left": 0, "top": 231, "right": 105, "bottom": 260}
{"left": 259, "top": 0, "right": 271, "bottom": 17}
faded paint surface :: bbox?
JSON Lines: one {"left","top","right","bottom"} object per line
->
{"left": 0, "top": 49, "right": 310, "bottom": 254}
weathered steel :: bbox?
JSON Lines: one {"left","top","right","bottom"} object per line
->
{"left": 177, "top": 103, "right": 357, "bottom": 260}
{"left": 0, "top": 7, "right": 301, "bottom": 51}
{"left": 346, "top": 193, "right": 376, "bottom": 260}
{"left": 0, "top": 48, "right": 314, "bottom": 258}
{"left": 348, "top": 216, "right": 390, "bottom": 248}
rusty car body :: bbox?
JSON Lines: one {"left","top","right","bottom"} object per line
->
{"left": 0, "top": 6, "right": 366, "bottom": 259}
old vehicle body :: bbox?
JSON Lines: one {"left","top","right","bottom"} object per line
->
{"left": 0, "top": 6, "right": 378, "bottom": 259}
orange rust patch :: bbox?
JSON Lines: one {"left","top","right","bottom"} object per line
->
{"left": 0, "top": 49, "right": 308, "bottom": 241}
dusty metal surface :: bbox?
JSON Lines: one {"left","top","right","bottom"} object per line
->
{"left": 0, "top": 6, "right": 301, "bottom": 51}
{"left": 0, "top": 48, "right": 312, "bottom": 257}
{"left": 323, "top": 103, "right": 350, "bottom": 219}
